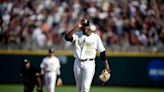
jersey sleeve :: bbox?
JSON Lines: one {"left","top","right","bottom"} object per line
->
{"left": 72, "top": 33, "right": 77, "bottom": 42}
{"left": 40, "top": 58, "right": 45, "bottom": 74}
{"left": 96, "top": 35, "right": 105, "bottom": 53}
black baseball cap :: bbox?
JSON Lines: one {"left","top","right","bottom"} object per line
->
{"left": 48, "top": 48, "right": 54, "bottom": 53}
{"left": 81, "top": 19, "right": 89, "bottom": 27}
{"left": 23, "top": 59, "right": 30, "bottom": 64}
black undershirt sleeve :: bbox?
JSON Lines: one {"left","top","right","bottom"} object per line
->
{"left": 100, "top": 51, "right": 107, "bottom": 61}
{"left": 57, "top": 75, "right": 61, "bottom": 79}
{"left": 64, "top": 34, "right": 73, "bottom": 42}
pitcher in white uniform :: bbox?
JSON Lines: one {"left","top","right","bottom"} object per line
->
{"left": 65, "top": 19, "right": 110, "bottom": 92}
{"left": 40, "top": 49, "right": 61, "bottom": 92}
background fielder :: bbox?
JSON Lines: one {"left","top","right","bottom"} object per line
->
{"left": 40, "top": 49, "right": 61, "bottom": 92}
{"left": 65, "top": 19, "right": 110, "bottom": 92}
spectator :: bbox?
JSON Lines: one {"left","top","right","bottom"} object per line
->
{"left": 0, "top": 0, "right": 163, "bottom": 52}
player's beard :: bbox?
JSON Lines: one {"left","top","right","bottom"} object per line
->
{"left": 82, "top": 27, "right": 91, "bottom": 36}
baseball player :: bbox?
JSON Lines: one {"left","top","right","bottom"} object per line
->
{"left": 20, "top": 59, "right": 42, "bottom": 92}
{"left": 65, "top": 19, "right": 110, "bottom": 92}
{"left": 40, "top": 49, "right": 61, "bottom": 92}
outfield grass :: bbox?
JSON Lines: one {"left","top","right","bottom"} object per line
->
{"left": 0, "top": 84, "right": 164, "bottom": 92}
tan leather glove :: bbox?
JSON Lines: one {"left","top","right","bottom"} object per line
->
{"left": 56, "top": 78, "right": 63, "bottom": 87}
{"left": 99, "top": 69, "right": 111, "bottom": 82}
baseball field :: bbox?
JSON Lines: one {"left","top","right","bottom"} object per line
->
{"left": 0, "top": 84, "right": 164, "bottom": 92}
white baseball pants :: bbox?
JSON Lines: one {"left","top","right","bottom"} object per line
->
{"left": 74, "top": 59, "right": 95, "bottom": 92}
{"left": 44, "top": 72, "right": 57, "bottom": 92}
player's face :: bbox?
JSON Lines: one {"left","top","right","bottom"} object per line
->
{"left": 25, "top": 62, "right": 30, "bottom": 69}
{"left": 48, "top": 52, "right": 54, "bottom": 57}
{"left": 82, "top": 26, "right": 91, "bottom": 36}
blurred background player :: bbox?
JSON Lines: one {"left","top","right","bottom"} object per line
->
{"left": 40, "top": 48, "right": 62, "bottom": 92}
{"left": 65, "top": 19, "right": 110, "bottom": 92}
{"left": 20, "top": 59, "right": 42, "bottom": 92}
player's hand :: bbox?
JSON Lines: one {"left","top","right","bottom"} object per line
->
{"left": 77, "top": 21, "right": 83, "bottom": 29}
{"left": 105, "top": 67, "right": 111, "bottom": 73}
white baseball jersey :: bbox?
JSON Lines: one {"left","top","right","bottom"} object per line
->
{"left": 40, "top": 56, "right": 60, "bottom": 92}
{"left": 40, "top": 56, "right": 60, "bottom": 74}
{"left": 72, "top": 32, "right": 105, "bottom": 59}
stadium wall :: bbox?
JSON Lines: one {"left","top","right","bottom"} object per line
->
{"left": 0, "top": 50, "right": 164, "bottom": 87}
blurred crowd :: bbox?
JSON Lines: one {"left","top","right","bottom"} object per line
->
{"left": 0, "top": 0, "right": 164, "bottom": 52}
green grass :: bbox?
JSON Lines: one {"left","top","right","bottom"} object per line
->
{"left": 0, "top": 84, "right": 164, "bottom": 92}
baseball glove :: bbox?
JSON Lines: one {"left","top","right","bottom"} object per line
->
{"left": 99, "top": 69, "right": 111, "bottom": 82}
{"left": 56, "top": 78, "right": 63, "bottom": 87}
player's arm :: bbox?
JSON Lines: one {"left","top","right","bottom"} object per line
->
{"left": 56, "top": 71, "right": 63, "bottom": 86}
{"left": 96, "top": 35, "right": 110, "bottom": 72}
{"left": 35, "top": 72, "right": 42, "bottom": 92}
{"left": 56, "top": 59, "right": 61, "bottom": 78}
{"left": 100, "top": 51, "right": 110, "bottom": 72}
{"left": 20, "top": 68, "right": 25, "bottom": 84}
{"left": 20, "top": 73, "right": 25, "bottom": 84}
{"left": 56, "top": 59, "right": 63, "bottom": 86}
{"left": 65, "top": 20, "right": 83, "bottom": 41}
{"left": 40, "top": 60, "right": 45, "bottom": 75}
{"left": 40, "top": 68, "right": 44, "bottom": 75}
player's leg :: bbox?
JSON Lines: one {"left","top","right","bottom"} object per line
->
{"left": 45, "top": 73, "right": 51, "bottom": 92}
{"left": 49, "top": 72, "right": 56, "bottom": 92}
{"left": 81, "top": 60, "right": 95, "bottom": 92}
{"left": 24, "top": 86, "right": 28, "bottom": 92}
{"left": 74, "top": 60, "right": 82, "bottom": 92}
{"left": 25, "top": 84, "right": 35, "bottom": 92}
{"left": 45, "top": 72, "right": 56, "bottom": 92}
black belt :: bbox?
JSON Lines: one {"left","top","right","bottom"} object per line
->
{"left": 79, "top": 58, "right": 94, "bottom": 62}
